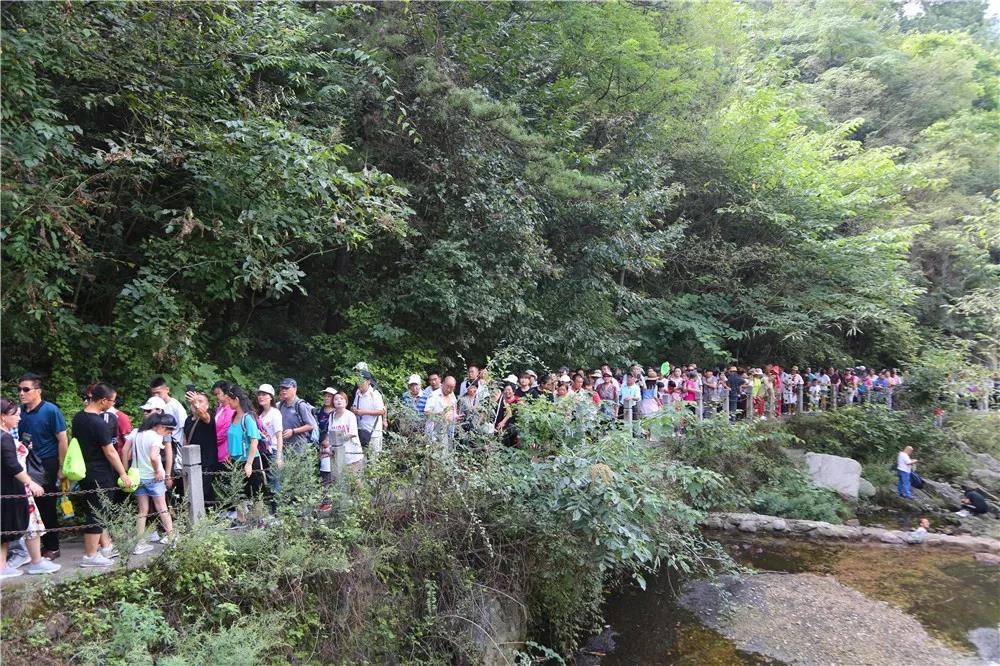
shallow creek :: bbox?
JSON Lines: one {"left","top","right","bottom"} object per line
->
{"left": 582, "top": 535, "right": 999, "bottom": 665}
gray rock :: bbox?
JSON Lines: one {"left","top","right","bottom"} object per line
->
{"left": 805, "top": 452, "right": 862, "bottom": 499}
{"left": 969, "top": 468, "right": 1000, "bottom": 496}
{"left": 879, "top": 532, "right": 905, "bottom": 544}
{"left": 973, "top": 552, "right": 1000, "bottom": 565}
{"left": 679, "top": 574, "right": 977, "bottom": 666}
{"left": 771, "top": 518, "right": 788, "bottom": 532}
{"left": 738, "top": 520, "right": 758, "bottom": 533}
{"left": 922, "top": 479, "right": 964, "bottom": 507}
{"left": 968, "top": 627, "right": 1000, "bottom": 662}
{"left": 858, "top": 478, "right": 877, "bottom": 499}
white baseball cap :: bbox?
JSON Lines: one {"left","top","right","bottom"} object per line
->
{"left": 321, "top": 386, "right": 338, "bottom": 396}
{"left": 407, "top": 374, "right": 422, "bottom": 386}
{"left": 257, "top": 383, "right": 275, "bottom": 397}
{"left": 559, "top": 374, "right": 572, "bottom": 383}
{"left": 504, "top": 374, "right": 519, "bottom": 385}
{"left": 140, "top": 396, "right": 166, "bottom": 411}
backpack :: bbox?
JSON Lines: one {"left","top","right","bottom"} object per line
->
{"left": 285, "top": 398, "right": 319, "bottom": 445}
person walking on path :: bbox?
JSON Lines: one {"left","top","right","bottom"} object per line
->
{"left": 74, "top": 383, "right": 132, "bottom": 568}
{"left": 17, "top": 373, "right": 68, "bottom": 560}
{"left": 277, "top": 378, "right": 317, "bottom": 455}
{"left": 0, "top": 398, "right": 61, "bottom": 578}
{"left": 127, "top": 414, "right": 176, "bottom": 554}
{"left": 897, "top": 445, "right": 919, "bottom": 499}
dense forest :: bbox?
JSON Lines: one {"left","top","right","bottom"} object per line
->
{"left": 2, "top": 0, "right": 998, "bottom": 398}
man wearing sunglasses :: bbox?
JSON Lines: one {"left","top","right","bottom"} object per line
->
{"left": 17, "top": 372, "right": 68, "bottom": 559}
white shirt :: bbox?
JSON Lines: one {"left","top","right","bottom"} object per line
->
{"left": 258, "top": 407, "right": 282, "bottom": 452}
{"left": 328, "top": 410, "right": 363, "bottom": 465}
{"left": 897, "top": 451, "right": 914, "bottom": 473}
{"left": 352, "top": 387, "right": 385, "bottom": 432}
{"left": 133, "top": 430, "right": 163, "bottom": 481}
{"left": 425, "top": 391, "right": 457, "bottom": 418}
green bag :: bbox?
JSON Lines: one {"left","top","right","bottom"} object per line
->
{"left": 62, "top": 437, "right": 86, "bottom": 481}
{"left": 118, "top": 467, "right": 141, "bottom": 492}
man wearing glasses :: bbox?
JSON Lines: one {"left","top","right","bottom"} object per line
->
{"left": 17, "top": 372, "right": 68, "bottom": 559}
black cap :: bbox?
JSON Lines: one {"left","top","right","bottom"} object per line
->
{"left": 155, "top": 413, "right": 178, "bottom": 429}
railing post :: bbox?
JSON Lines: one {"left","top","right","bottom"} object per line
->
{"left": 887, "top": 389, "right": 893, "bottom": 410}
{"left": 723, "top": 387, "right": 731, "bottom": 421}
{"left": 697, "top": 389, "right": 704, "bottom": 421}
{"left": 181, "top": 444, "right": 204, "bottom": 524}
{"left": 797, "top": 383, "right": 804, "bottom": 414}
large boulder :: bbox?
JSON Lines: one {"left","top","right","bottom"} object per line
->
{"left": 805, "top": 452, "right": 862, "bottom": 499}
{"left": 858, "top": 478, "right": 877, "bottom": 499}
{"left": 922, "top": 479, "right": 965, "bottom": 508}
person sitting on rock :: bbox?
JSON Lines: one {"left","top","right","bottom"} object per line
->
{"left": 956, "top": 488, "right": 989, "bottom": 516}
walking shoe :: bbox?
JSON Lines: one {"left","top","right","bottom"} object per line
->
{"left": 100, "top": 546, "right": 120, "bottom": 559}
{"left": 0, "top": 566, "right": 24, "bottom": 579}
{"left": 157, "top": 535, "right": 173, "bottom": 545}
{"left": 7, "top": 553, "right": 30, "bottom": 570}
{"left": 26, "top": 559, "right": 61, "bottom": 575}
{"left": 147, "top": 531, "right": 161, "bottom": 543}
{"left": 132, "top": 543, "right": 154, "bottom": 555}
{"left": 79, "top": 554, "right": 114, "bottom": 568}
{"left": 40, "top": 549, "right": 60, "bottom": 560}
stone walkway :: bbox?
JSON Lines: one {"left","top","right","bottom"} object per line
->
{"left": 0, "top": 535, "right": 168, "bottom": 590}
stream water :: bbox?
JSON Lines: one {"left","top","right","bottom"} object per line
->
{"left": 583, "top": 536, "right": 1000, "bottom": 665}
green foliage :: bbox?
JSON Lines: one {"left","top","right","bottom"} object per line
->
{"left": 752, "top": 468, "right": 850, "bottom": 523}
{"left": 6, "top": 399, "right": 739, "bottom": 663}
{"left": 3, "top": 0, "right": 997, "bottom": 386}
{"left": 786, "top": 404, "right": 971, "bottom": 480}
{"left": 947, "top": 411, "right": 1000, "bottom": 461}
{"left": 654, "top": 415, "right": 799, "bottom": 498}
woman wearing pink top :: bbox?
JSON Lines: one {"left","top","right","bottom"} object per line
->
{"left": 212, "top": 381, "right": 235, "bottom": 463}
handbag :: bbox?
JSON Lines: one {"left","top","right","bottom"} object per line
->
{"left": 910, "top": 471, "right": 925, "bottom": 490}
{"left": 24, "top": 441, "right": 51, "bottom": 487}
{"left": 62, "top": 437, "right": 86, "bottom": 481}
{"left": 118, "top": 467, "right": 141, "bottom": 492}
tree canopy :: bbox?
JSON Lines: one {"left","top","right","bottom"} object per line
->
{"left": 2, "top": 0, "right": 997, "bottom": 397}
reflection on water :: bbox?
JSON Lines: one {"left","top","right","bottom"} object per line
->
{"left": 594, "top": 536, "right": 999, "bottom": 664}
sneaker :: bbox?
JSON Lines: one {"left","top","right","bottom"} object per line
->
{"left": 157, "top": 535, "right": 173, "bottom": 545}
{"left": 79, "top": 554, "right": 114, "bottom": 568}
{"left": 26, "top": 559, "right": 61, "bottom": 575}
{"left": 40, "top": 549, "right": 60, "bottom": 560}
{"left": 100, "top": 546, "right": 120, "bottom": 559}
{"left": 147, "top": 531, "right": 161, "bottom": 543}
{"left": 132, "top": 543, "right": 154, "bottom": 555}
{"left": 0, "top": 566, "right": 24, "bottom": 579}
{"left": 7, "top": 553, "right": 30, "bottom": 570}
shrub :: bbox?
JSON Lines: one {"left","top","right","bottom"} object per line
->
{"left": 751, "top": 469, "right": 849, "bottom": 523}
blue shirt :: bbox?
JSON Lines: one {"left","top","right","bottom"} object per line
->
{"left": 227, "top": 414, "right": 262, "bottom": 462}
{"left": 417, "top": 386, "right": 432, "bottom": 416}
{"left": 19, "top": 400, "right": 66, "bottom": 460}
{"left": 620, "top": 384, "right": 641, "bottom": 404}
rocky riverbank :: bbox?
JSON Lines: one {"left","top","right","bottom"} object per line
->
{"left": 679, "top": 573, "right": 980, "bottom": 665}
{"left": 703, "top": 511, "right": 1000, "bottom": 557}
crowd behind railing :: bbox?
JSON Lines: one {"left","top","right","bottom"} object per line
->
{"left": 2, "top": 361, "right": 998, "bottom": 580}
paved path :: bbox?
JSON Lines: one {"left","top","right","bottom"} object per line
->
{"left": 0, "top": 534, "right": 169, "bottom": 590}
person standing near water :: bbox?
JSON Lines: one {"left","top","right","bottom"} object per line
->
{"left": 896, "top": 445, "right": 919, "bottom": 499}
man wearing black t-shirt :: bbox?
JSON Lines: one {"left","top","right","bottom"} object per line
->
{"left": 73, "top": 383, "right": 131, "bottom": 568}
{"left": 184, "top": 391, "right": 217, "bottom": 505}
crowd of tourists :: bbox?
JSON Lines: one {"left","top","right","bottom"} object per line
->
{"left": 0, "top": 360, "right": 931, "bottom": 580}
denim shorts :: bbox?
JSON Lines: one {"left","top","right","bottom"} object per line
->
{"left": 135, "top": 479, "right": 167, "bottom": 497}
